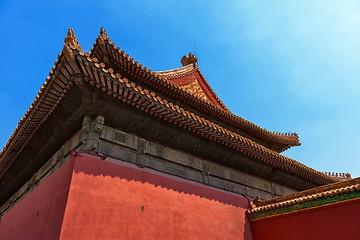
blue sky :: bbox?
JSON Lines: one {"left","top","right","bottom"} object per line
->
{"left": 1, "top": 0, "right": 360, "bottom": 177}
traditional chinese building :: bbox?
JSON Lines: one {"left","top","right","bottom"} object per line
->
{"left": 0, "top": 28, "right": 352, "bottom": 239}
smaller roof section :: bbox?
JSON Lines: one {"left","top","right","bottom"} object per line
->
{"left": 247, "top": 175, "right": 359, "bottom": 221}
{"left": 156, "top": 53, "right": 227, "bottom": 110}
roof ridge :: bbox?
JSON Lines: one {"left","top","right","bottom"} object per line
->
{"left": 155, "top": 64, "right": 195, "bottom": 74}
{"left": 194, "top": 66, "right": 229, "bottom": 111}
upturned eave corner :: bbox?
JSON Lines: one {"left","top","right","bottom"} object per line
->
{"left": 0, "top": 28, "right": 83, "bottom": 179}
{"left": 98, "top": 27, "right": 110, "bottom": 43}
{"left": 63, "top": 28, "right": 82, "bottom": 56}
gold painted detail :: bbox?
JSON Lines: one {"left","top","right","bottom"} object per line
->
{"left": 179, "top": 79, "right": 211, "bottom": 104}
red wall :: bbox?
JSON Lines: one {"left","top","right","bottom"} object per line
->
{"left": 251, "top": 199, "right": 360, "bottom": 240}
{"left": 0, "top": 158, "right": 75, "bottom": 240}
{"left": 59, "top": 154, "right": 252, "bottom": 239}
{"left": 0, "top": 153, "right": 253, "bottom": 239}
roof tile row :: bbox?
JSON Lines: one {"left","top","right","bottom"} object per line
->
{"left": 90, "top": 28, "right": 301, "bottom": 151}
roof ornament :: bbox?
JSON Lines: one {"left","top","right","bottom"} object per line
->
{"left": 249, "top": 196, "right": 261, "bottom": 210}
{"left": 100, "top": 27, "right": 110, "bottom": 41}
{"left": 323, "top": 172, "right": 352, "bottom": 180}
{"left": 97, "top": 27, "right": 110, "bottom": 44}
{"left": 181, "top": 53, "right": 198, "bottom": 67}
{"left": 64, "top": 28, "right": 82, "bottom": 52}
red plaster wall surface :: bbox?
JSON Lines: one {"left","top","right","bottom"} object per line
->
{"left": 60, "top": 154, "right": 252, "bottom": 240}
{"left": 0, "top": 158, "right": 75, "bottom": 240}
{"left": 251, "top": 200, "right": 360, "bottom": 240}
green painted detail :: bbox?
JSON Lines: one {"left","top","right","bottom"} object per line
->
{"left": 249, "top": 190, "right": 360, "bottom": 220}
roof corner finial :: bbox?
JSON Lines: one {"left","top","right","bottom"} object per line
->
{"left": 181, "top": 53, "right": 198, "bottom": 67}
{"left": 249, "top": 195, "right": 261, "bottom": 210}
{"left": 64, "top": 28, "right": 82, "bottom": 52}
{"left": 98, "top": 27, "right": 110, "bottom": 42}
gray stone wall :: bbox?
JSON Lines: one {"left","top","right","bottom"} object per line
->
{"left": 97, "top": 125, "right": 296, "bottom": 200}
